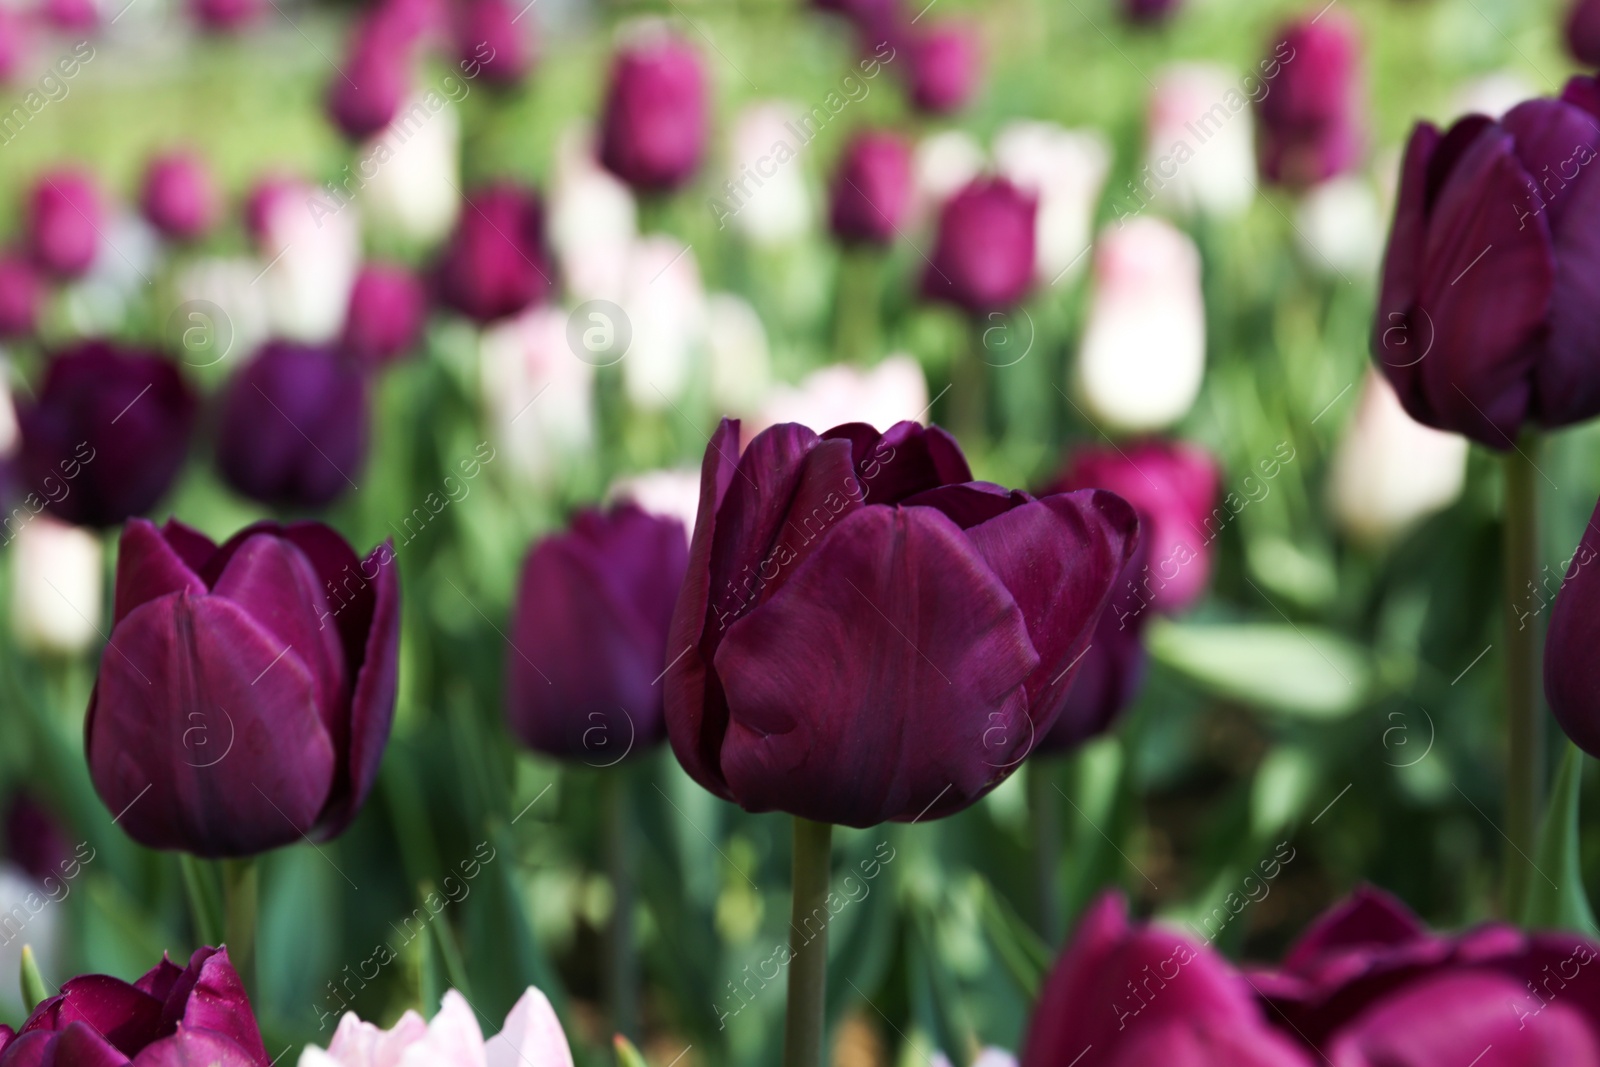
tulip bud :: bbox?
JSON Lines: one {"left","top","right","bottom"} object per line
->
{"left": 1571, "top": 0, "right": 1600, "bottom": 67}
{"left": 921, "top": 177, "right": 1037, "bottom": 315}
{"left": 598, "top": 30, "right": 709, "bottom": 193}
{"left": 25, "top": 170, "right": 103, "bottom": 280}
{"left": 342, "top": 263, "right": 425, "bottom": 367}
{"left": 830, "top": 130, "right": 914, "bottom": 247}
{"left": 433, "top": 182, "right": 554, "bottom": 324}
{"left": 1074, "top": 217, "right": 1206, "bottom": 434}
{"left": 189, "top": 0, "right": 261, "bottom": 32}
{"left": 327, "top": 26, "right": 413, "bottom": 142}
{"left": 4, "top": 793, "right": 73, "bottom": 886}
{"left": 549, "top": 123, "right": 637, "bottom": 302}
{"left": 215, "top": 342, "right": 368, "bottom": 510}
{"left": 1373, "top": 76, "right": 1600, "bottom": 448}
{"left": 250, "top": 177, "right": 362, "bottom": 343}
{"left": 1256, "top": 13, "right": 1365, "bottom": 187}
{"left": 455, "top": 0, "right": 533, "bottom": 87}
{"left": 749, "top": 354, "right": 927, "bottom": 444}
{"left": 907, "top": 23, "right": 981, "bottom": 115}
{"left": 480, "top": 306, "right": 594, "bottom": 484}
{"left": 507, "top": 503, "right": 688, "bottom": 763}
{"left": 10, "top": 515, "right": 102, "bottom": 656}
{"left": 664, "top": 419, "right": 1137, "bottom": 826}
{"left": 1122, "top": 0, "right": 1181, "bottom": 25}
{"left": 1327, "top": 371, "right": 1466, "bottom": 545}
{"left": 1141, "top": 63, "right": 1257, "bottom": 220}
{"left": 995, "top": 121, "right": 1111, "bottom": 286}
{"left": 88, "top": 519, "right": 399, "bottom": 857}
{"left": 301, "top": 986, "right": 573, "bottom": 1065}
{"left": 0, "top": 255, "right": 44, "bottom": 339}
{"left": 621, "top": 236, "right": 706, "bottom": 411}
{"left": 706, "top": 291, "right": 772, "bottom": 416}
{"left": 726, "top": 102, "right": 813, "bottom": 246}
{"left": 361, "top": 95, "right": 462, "bottom": 246}
{"left": 139, "top": 152, "right": 220, "bottom": 243}
{"left": 16, "top": 341, "right": 198, "bottom": 529}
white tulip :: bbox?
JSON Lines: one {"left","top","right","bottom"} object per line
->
{"left": 550, "top": 124, "right": 637, "bottom": 304}
{"left": 995, "top": 121, "right": 1111, "bottom": 287}
{"left": 914, "top": 129, "right": 986, "bottom": 216}
{"left": 171, "top": 256, "right": 273, "bottom": 379}
{"left": 621, "top": 236, "right": 707, "bottom": 411}
{"left": 360, "top": 96, "right": 463, "bottom": 246}
{"left": 11, "top": 515, "right": 102, "bottom": 656}
{"left": 258, "top": 180, "right": 361, "bottom": 343}
{"left": 750, "top": 353, "right": 928, "bottom": 441}
{"left": 725, "top": 102, "right": 813, "bottom": 246}
{"left": 0, "top": 863, "right": 62, "bottom": 1013}
{"left": 1296, "top": 174, "right": 1385, "bottom": 277}
{"left": 0, "top": 363, "right": 18, "bottom": 457}
{"left": 480, "top": 306, "right": 595, "bottom": 484}
{"left": 1136, "top": 63, "right": 1257, "bottom": 221}
{"left": 1328, "top": 370, "right": 1468, "bottom": 544}
{"left": 607, "top": 469, "right": 701, "bottom": 541}
{"left": 1075, "top": 216, "right": 1206, "bottom": 433}
{"left": 705, "top": 291, "right": 772, "bottom": 416}
{"left": 1451, "top": 71, "right": 1538, "bottom": 122}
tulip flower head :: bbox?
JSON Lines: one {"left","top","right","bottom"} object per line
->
{"left": 140, "top": 152, "right": 220, "bottom": 243}
{"left": 598, "top": 29, "right": 709, "bottom": 193}
{"left": 0, "top": 255, "right": 44, "bottom": 339}
{"left": 907, "top": 23, "right": 981, "bottom": 115}
{"left": 301, "top": 987, "right": 573, "bottom": 1067}
{"left": 86, "top": 519, "right": 400, "bottom": 857}
{"left": 830, "top": 130, "right": 914, "bottom": 247}
{"left": 1545, "top": 496, "right": 1600, "bottom": 761}
{"left": 434, "top": 182, "right": 555, "bottom": 323}
{"left": 1255, "top": 13, "right": 1365, "bottom": 187}
{"left": 455, "top": 0, "right": 535, "bottom": 87}
{"left": 1571, "top": 0, "right": 1600, "bottom": 68}
{"left": 921, "top": 177, "right": 1038, "bottom": 315}
{"left": 25, "top": 169, "right": 103, "bottom": 279}
{"left": 663, "top": 418, "right": 1137, "bottom": 827}
{"left": 342, "top": 263, "right": 426, "bottom": 367}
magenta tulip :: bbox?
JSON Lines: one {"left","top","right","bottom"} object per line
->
{"left": 140, "top": 152, "right": 219, "bottom": 243}
{"left": 1256, "top": 14, "right": 1364, "bottom": 186}
{"left": 598, "top": 33, "right": 708, "bottom": 192}
{"left": 24, "top": 170, "right": 102, "bottom": 279}
{"left": 906, "top": 23, "right": 980, "bottom": 114}
{"left": 829, "top": 130, "right": 913, "bottom": 246}
{"left": 922, "top": 177, "right": 1037, "bottom": 314}
{"left": 342, "top": 263, "right": 426, "bottom": 367}
{"left": 0, "top": 254, "right": 43, "bottom": 339}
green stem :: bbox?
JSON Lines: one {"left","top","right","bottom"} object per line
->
{"left": 604, "top": 770, "right": 639, "bottom": 1042}
{"left": 179, "top": 854, "right": 224, "bottom": 948}
{"left": 221, "top": 858, "right": 258, "bottom": 994}
{"left": 952, "top": 320, "right": 989, "bottom": 447}
{"left": 1504, "top": 432, "right": 1544, "bottom": 919}
{"left": 1027, "top": 762, "right": 1062, "bottom": 944}
{"left": 783, "top": 819, "right": 834, "bottom": 1067}
{"left": 833, "top": 249, "right": 882, "bottom": 364}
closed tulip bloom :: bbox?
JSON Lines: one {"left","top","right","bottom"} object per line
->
{"left": 434, "top": 182, "right": 554, "bottom": 323}
{"left": 87, "top": 518, "right": 399, "bottom": 857}
{"left": 250, "top": 177, "right": 362, "bottom": 343}
{"left": 1572, "top": 0, "right": 1600, "bottom": 67}
{"left": 190, "top": 0, "right": 261, "bottom": 31}
{"left": 830, "top": 131, "right": 913, "bottom": 246}
{"left": 1545, "top": 500, "right": 1600, "bottom": 759}
{"left": 1021, "top": 893, "right": 1315, "bottom": 1067}
{"left": 140, "top": 152, "right": 220, "bottom": 243}
{"left": 1256, "top": 14, "right": 1364, "bottom": 186}
{"left": 921, "top": 178, "right": 1037, "bottom": 314}
{"left": 907, "top": 23, "right": 980, "bottom": 114}
{"left": 598, "top": 33, "right": 708, "bottom": 193}
{"left": 328, "top": 28, "right": 413, "bottom": 141}
{"left": 995, "top": 121, "right": 1112, "bottom": 286}
{"left": 342, "top": 263, "right": 425, "bottom": 367}
{"left": 25, "top": 170, "right": 102, "bottom": 279}
{"left": 0, "top": 947, "right": 270, "bottom": 1066}
{"left": 17, "top": 342, "right": 198, "bottom": 529}
{"left": 4, "top": 793, "right": 73, "bottom": 886}
{"left": 1144, "top": 63, "right": 1257, "bottom": 219}
{"left": 10, "top": 514, "right": 102, "bottom": 656}
{"left": 216, "top": 342, "right": 368, "bottom": 510}
{"left": 1122, "top": 0, "right": 1182, "bottom": 24}
{"left": 361, "top": 95, "right": 462, "bottom": 245}
{"left": 664, "top": 418, "right": 1137, "bottom": 827}
{"left": 506, "top": 504, "right": 687, "bottom": 762}
{"left": 302, "top": 987, "right": 573, "bottom": 1067}
{"left": 0, "top": 254, "right": 43, "bottom": 339}
{"left": 748, "top": 354, "right": 928, "bottom": 444}
{"left": 455, "top": 0, "right": 533, "bottom": 87}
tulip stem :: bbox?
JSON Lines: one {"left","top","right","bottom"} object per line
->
{"left": 221, "top": 858, "right": 258, "bottom": 994}
{"left": 1504, "top": 433, "right": 1545, "bottom": 920}
{"left": 953, "top": 319, "right": 989, "bottom": 447}
{"left": 604, "top": 770, "right": 639, "bottom": 1042}
{"left": 1028, "top": 762, "right": 1062, "bottom": 943}
{"left": 783, "top": 818, "right": 834, "bottom": 1067}
{"left": 833, "top": 249, "right": 882, "bottom": 364}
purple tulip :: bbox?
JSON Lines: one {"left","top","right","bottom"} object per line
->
{"left": 1572, "top": 0, "right": 1600, "bottom": 67}
{"left": 455, "top": 0, "right": 533, "bottom": 86}
{"left": 907, "top": 23, "right": 980, "bottom": 114}
{"left": 829, "top": 130, "right": 913, "bottom": 246}
{"left": 4, "top": 792, "right": 73, "bottom": 886}
{"left": 0, "top": 947, "right": 269, "bottom": 1066}
{"left": 25, "top": 170, "right": 103, "bottom": 279}
{"left": 1371, "top": 76, "right": 1600, "bottom": 449}
{"left": 0, "top": 254, "right": 43, "bottom": 339}
{"left": 1020, "top": 892, "right": 1316, "bottom": 1067}
{"left": 86, "top": 518, "right": 399, "bottom": 857}
{"left": 327, "top": 25, "right": 413, "bottom": 141}
{"left": 506, "top": 503, "right": 688, "bottom": 762}
{"left": 215, "top": 342, "right": 369, "bottom": 510}
{"left": 0, "top": 10, "right": 28, "bottom": 85}
{"left": 189, "top": 0, "right": 261, "bottom": 32}
{"left": 1256, "top": 14, "right": 1364, "bottom": 186}
{"left": 921, "top": 177, "right": 1038, "bottom": 315}
{"left": 433, "top": 182, "right": 554, "bottom": 323}
{"left": 139, "top": 152, "right": 219, "bottom": 243}
{"left": 42, "top": 0, "right": 97, "bottom": 31}
{"left": 1545, "top": 498, "right": 1600, "bottom": 758}
{"left": 663, "top": 418, "right": 1136, "bottom": 827}
{"left": 343, "top": 263, "right": 425, "bottom": 368}
{"left": 1255, "top": 886, "right": 1600, "bottom": 1059}
{"left": 598, "top": 33, "right": 709, "bottom": 193}
{"left": 16, "top": 342, "right": 198, "bottom": 529}
{"left": 1122, "top": 0, "right": 1182, "bottom": 24}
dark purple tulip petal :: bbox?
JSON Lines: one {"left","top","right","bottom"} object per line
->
{"left": 829, "top": 131, "right": 913, "bottom": 246}
{"left": 1570, "top": 0, "right": 1600, "bottom": 67}
{"left": 715, "top": 505, "right": 1038, "bottom": 827}
{"left": 921, "top": 178, "right": 1037, "bottom": 315}
{"left": 189, "top": 0, "right": 261, "bottom": 32}
{"left": 1533, "top": 143, "right": 1600, "bottom": 428}
{"left": 133, "top": 956, "right": 185, "bottom": 1001}
{"left": 43, "top": 1023, "right": 128, "bottom": 1067}
{"left": 112, "top": 520, "right": 210, "bottom": 626}
{"left": 327, "top": 28, "right": 412, "bottom": 141}
{"left": 433, "top": 183, "right": 553, "bottom": 323}
{"left": 1122, "top": 0, "right": 1181, "bottom": 25}
{"left": 1547, "top": 498, "right": 1600, "bottom": 758}
{"left": 598, "top": 34, "right": 708, "bottom": 192}
{"left": 4, "top": 792, "right": 73, "bottom": 886}
{"left": 154, "top": 949, "right": 267, "bottom": 1066}
{"left": 21, "top": 977, "right": 164, "bottom": 1054}
{"left": 826, "top": 420, "right": 973, "bottom": 505}
{"left": 134, "top": 1028, "right": 263, "bottom": 1067}
{"left": 899, "top": 482, "right": 1025, "bottom": 529}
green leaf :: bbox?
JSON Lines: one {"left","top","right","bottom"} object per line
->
{"left": 976, "top": 879, "right": 1051, "bottom": 999}
{"left": 178, "top": 854, "right": 225, "bottom": 949}
{"left": 1520, "top": 743, "right": 1598, "bottom": 936}
{"left": 613, "top": 1034, "right": 650, "bottom": 1067}
{"left": 20, "top": 945, "right": 47, "bottom": 1012}
{"left": 1146, "top": 619, "right": 1373, "bottom": 719}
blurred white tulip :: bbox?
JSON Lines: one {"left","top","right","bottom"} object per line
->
{"left": 931, "top": 1049, "right": 1017, "bottom": 1067}
{"left": 750, "top": 353, "right": 928, "bottom": 441}
{"left": 1074, "top": 216, "right": 1206, "bottom": 433}
{"left": 11, "top": 515, "right": 102, "bottom": 656}
{"left": 257, "top": 180, "right": 361, "bottom": 343}
{"left": 0, "top": 862, "right": 62, "bottom": 1013}
{"left": 1451, "top": 71, "right": 1538, "bottom": 122}
{"left": 725, "top": 102, "right": 813, "bottom": 246}
{"left": 550, "top": 124, "right": 637, "bottom": 303}
{"left": 171, "top": 256, "right": 273, "bottom": 377}
{"left": 1140, "top": 63, "right": 1257, "bottom": 220}
{"left": 914, "top": 129, "right": 986, "bottom": 215}
{"left": 705, "top": 292, "right": 772, "bottom": 416}
{"left": 480, "top": 306, "right": 595, "bottom": 484}
{"left": 361, "top": 97, "right": 463, "bottom": 246}
{"left": 64, "top": 213, "right": 163, "bottom": 338}
{"left": 1328, "top": 370, "right": 1468, "bottom": 544}
{"left": 1296, "top": 174, "right": 1385, "bottom": 277}
{"left": 0, "top": 363, "right": 18, "bottom": 457}
{"left": 621, "top": 237, "right": 707, "bottom": 411}
{"left": 607, "top": 468, "right": 701, "bottom": 541}
{"left": 994, "top": 121, "right": 1110, "bottom": 286}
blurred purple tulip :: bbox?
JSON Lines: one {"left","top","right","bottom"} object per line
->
{"left": 829, "top": 130, "right": 913, "bottom": 246}
{"left": 663, "top": 418, "right": 1136, "bottom": 827}
{"left": 0, "top": 10, "right": 29, "bottom": 84}
{"left": 921, "top": 177, "right": 1037, "bottom": 314}
{"left": 25, "top": 169, "right": 103, "bottom": 279}
{"left": 139, "top": 152, "right": 219, "bottom": 243}
{"left": 343, "top": 263, "right": 425, "bottom": 367}
{"left": 1545, "top": 497, "right": 1600, "bottom": 758}
{"left": 1572, "top": 0, "right": 1600, "bottom": 67}
{"left": 1122, "top": 0, "right": 1182, "bottom": 24}
{"left": 0, "top": 947, "right": 269, "bottom": 1066}
{"left": 327, "top": 25, "right": 413, "bottom": 141}
{"left": 506, "top": 503, "right": 688, "bottom": 762}
{"left": 0, "top": 254, "right": 43, "bottom": 339}
{"left": 41, "top": 0, "right": 97, "bottom": 32}
{"left": 433, "top": 182, "right": 554, "bottom": 323}
{"left": 455, "top": 0, "right": 533, "bottom": 86}
{"left": 1256, "top": 13, "right": 1364, "bottom": 186}
{"left": 189, "top": 0, "right": 261, "bottom": 32}
{"left": 215, "top": 342, "right": 369, "bottom": 510}
{"left": 598, "top": 33, "right": 708, "bottom": 193}
{"left": 86, "top": 518, "right": 399, "bottom": 857}
{"left": 16, "top": 341, "right": 197, "bottom": 529}
{"left": 1372, "top": 76, "right": 1600, "bottom": 449}
{"left": 907, "top": 23, "right": 980, "bottom": 114}
{"left": 4, "top": 793, "right": 72, "bottom": 886}
{"left": 1021, "top": 892, "right": 1316, "bottom": 1067}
